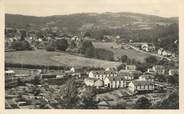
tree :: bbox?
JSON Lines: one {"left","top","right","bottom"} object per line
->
{"left": 85, "top": 46, "right": 96, "bottom": 58}
{"left": 167, "top": 75, "right": 178, "bottom": 85}
{"left": 70, "top": 40, "right": 76, "bottom": 49}
{"left": 55, "top": 39, "right": 68, "bottom": 51}
{"left": 59, "top": 78, "right": 79, "bottom": 108}
{"left": 145, "top": 56, "right": 158, "bottom": 65}
{"left": 80, "top": 40, "right": 94, "bottom": 54}
{"left": 155, "top": 74, "right": 166, "bottom": 82}
{"left": 79, "top": 87, "right": 97, "bottom": 109}
{"left": 155, "top": 91, "right": 179, "bottom": 109}
{"left": 46, "top": 40, "right": 56, "bottom": 51}
{"left": 135, "top": 97, "right": 152, "bottom": 109}
{"left": 11, "top": 40, "right": 32, "bottom": 51}
{"left": 120, "top": 55, "right": 128, "bottom": 63}
{"left": 20, "top": 30, "right": 27, "bottom": 40}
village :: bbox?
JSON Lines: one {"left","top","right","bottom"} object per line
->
{"left": 5, "top": 16, "right": 179, "bottom": 109}
{"left": 5, "top": 58, "right": 178, "bottom": 109}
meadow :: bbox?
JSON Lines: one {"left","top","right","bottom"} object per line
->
{"left": 5, "top": 50, "right": 121, "bottom": 68}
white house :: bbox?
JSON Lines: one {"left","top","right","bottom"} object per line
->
{"left": 168, "top": 69, "right": 178, "bottom": 76}
{"left": 158, "top": 48, "right": 164, "bottom": 55}
{"left": 5, "top": 70, "right": 15, "bottom": 77}
{"left": 104, "top": 76, "right": 126, "bottom": 88}
{"left": 84, "top": 78, "right": 96, "bottom": 86}
{"left": 119, "top": 70, "right": 142, "bottom": 79}
{"left": 128, "top": 80, "right": 155, "bottom": 94}
{"left": 146, "top": 68, "right": 156, "bottom": 75}
{"left": 141, "top": 43, "right": 155, "bottom": 52}
{"left": 88, "top": 71, "right": 118, "bottom": 80}
{"left": 152, "top": 65, "right": 165, "bottom": 75}
{"left": 139, "top": 75, "right": 154, "bottom": 82}
{"left": 125, "top": 65, "right": 136, "bottom": 71}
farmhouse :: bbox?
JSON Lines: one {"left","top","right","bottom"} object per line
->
{"left": 146, "top": 68, "right": 156, "bottom": 75}
{"left": 125, "top": 65, "right": 136, "bottom": 71}
{"left": 128, "top": 80, "right": 155, "bottom": 94}
{"left": 139, "top": 75, "right": 155, "bottom": 82}
{"left": 168, "top": 69, "right": 178, "bottom": 76}
{"left": 141, "top": 43, "right": 155, "bottom": 52}
{"left": 119, "top": 70, "right": 142, "bottom": 79}
{"left": 158, "top": 48, "right": 164, "bottom": 55}
{"left": 88, "top": 70, "right": 118, "bottom": 80}
{"left": 5, "top": 70, "right": 16, "bottom": 77}
{"left": 84, "top": 78, "right": 104, "bottom": 88}
{"left": 158, "top": 48, "right": 172, "bottom": 57}
{"left": 104, "top": 76, "right": 126, "bottom": 88}
{"left": 84, "top": 78, "right": 96, "bottom": 86}
{"left": 152, "top": 65, "right": 165, "bottom": 75}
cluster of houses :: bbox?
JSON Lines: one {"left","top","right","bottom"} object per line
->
{"left": 141, "top": 43, "right": 156, "bottom": 52}
{"left": 157, "top": 48, "right": 175, "bottom": 57}
{"left": 84, "top": 64, "right": 178, "bottom": 94}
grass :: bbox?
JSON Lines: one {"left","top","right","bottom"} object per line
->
{"left": 5, "top": 50, "right": 121, "bottom": 68}
{"left": 93, "top": 42, "right": 150, "bottom": 63}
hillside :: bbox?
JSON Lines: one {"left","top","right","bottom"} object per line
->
{"left": 5, "top": 12, "right": 178, "bottom": 32}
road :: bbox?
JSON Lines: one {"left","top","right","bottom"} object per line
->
{"left": 128, "top": 44, "right": 178, "bottom": 62}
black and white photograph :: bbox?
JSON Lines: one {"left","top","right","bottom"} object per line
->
{"left": 4, "top": 0, "right": 180, "bottom": 110}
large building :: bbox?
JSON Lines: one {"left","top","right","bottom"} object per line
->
{"left": 88, "top": 71, "right": 118, "bottom": 80}
{"left": 128, "top": 80, "right": 155, "bottom": 94}
{"left": 104, "top": 76, "right": 126, "bottom": 88}
{"left": 139, "top": 75, "right": 155, "bottom": 82}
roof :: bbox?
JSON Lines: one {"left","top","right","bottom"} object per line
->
{"left": 118, "top": 71, "right": 133, "bottom": 76}
{"left": 90, "top": 70, "right": 117, "bottom": 75}
{"left": 139, "top": 75, "right": 154, "bottom": 79}
{"left": 153, "top": 65, "right": 165, "bottom": 70}
{"left": 126, "top": 65, "right": 136, "bottom": 67}
{"left": 84, "top": 77, "right": 97, "bottom": 81}
{"left": 131, "top": 80, "right": 154, "bottom": 86}
{"left": 5, "top": 70, "right": 15, "bottom": 74}
{"left": 94, "top": 79, "right": 104, "bottom": 87}
{"left": 119, "top": 70, "right": 142, "bottom": 76}
{"left": 107, "top": 76, "right": 125, "bottom": 81}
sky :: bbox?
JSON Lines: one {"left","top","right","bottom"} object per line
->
{"left": 5, "top": 0, "right": 179, "bottom": 17}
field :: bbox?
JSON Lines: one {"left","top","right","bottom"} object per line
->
{"left": 5, "top": 50, "right": 121, "bottom": 68}
{"left": 93, "top": 42, "right": 150, "bottom": 63}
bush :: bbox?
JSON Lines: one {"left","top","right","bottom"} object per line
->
{"left": 55, "top": 39, "right": 68, "bottom": 51}
{"left": 135, "top": 97, "right": 152, "bottom": 109}
{"left": 11, "top": 40, "right": 33, "bottom": 51}
{"left": 95, "top": 48, "right": 114, "bottom": 61}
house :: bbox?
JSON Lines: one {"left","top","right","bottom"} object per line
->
{"left": 119, "top": 71, "right": 134, "bottom": 80}
{"left": 84, "top": 78, "right": 96, "bottom": 86}
{"left": 70, "top": 67, "right": 82, "bottom": 73}
{"left": 139, "top": 75, "right": 154, "bottom": 82}
{"left": 88, "top": 71, "right": 118, "bottom": 80}
{"left": 119, "top": 70, "right": 142, "bottom": 79}
{"left": 168, "top": 69, "right": 178, "bottom": 76}
{"left": 158, "top": 48, "right": 164, "bottom": 55}
{"left": 158, "top": 48, "right": 172, "bottom": 57}
{"left": 141, "top": 43, "right": 155, "bottom": 52}
{"left": 104, "top": 76, "right": 126, "bottom": 88}
{"left": 146, "top": 68, "right": 156, "bottom": 75}
{"left": 162, "top": 50, "right": 172, "bottom": 57}
{"left": 94, "top": 79, "right": 104, "bottom": 88}
{"left": 5, "top": 70, "right": 16, "bottom": 77}
{"left": 128, "top": 80, "right": 155, "bottom": 94}
{"left": 84, "top": 78, "right": 104, "bottom": 88}
{"left": 152, "top": 65, "right": 165, "bottom": 75}
{"left": 40, "top": 74, "right": 57, "bottom": 79}
{"left": 105, "top": 67, "right": 117, "bottom": 71}
{"left": 125, "top": 65, "right": 136, "bottom": 71}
